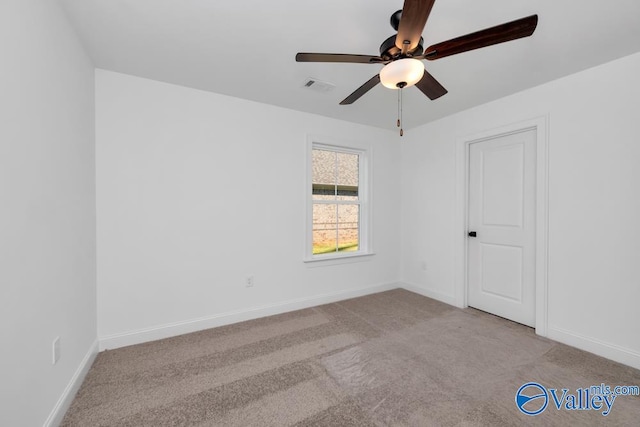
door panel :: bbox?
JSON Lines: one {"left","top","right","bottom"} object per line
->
{"left": 480, "top": 243, "right": 523, "bottom": 302}
{"left": 482, "top": 144, "right": 524, "bottom": 227}
{"left": 468, "top": 129, "right": 536, "bottom": 327}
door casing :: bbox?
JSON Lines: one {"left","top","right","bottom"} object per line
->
{"left": 454, "top": 116, "right": 549, "bottom": 336}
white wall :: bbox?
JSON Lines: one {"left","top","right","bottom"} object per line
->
{"left": 95, "top": 70, "right": 401, "bottom": 347}
{"left": 0, "top": 1, "right": 97, "bottom": 426}
{"left": 401, "top": 52, "right": 640, "bottom": 368}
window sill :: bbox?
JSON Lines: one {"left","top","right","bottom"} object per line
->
{"left": 303, "top": 252, "right": 375, "bottom": 267}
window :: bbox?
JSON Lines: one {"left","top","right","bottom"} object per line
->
{"left": 306, "top": 140, "right": 370, "bottom": 261}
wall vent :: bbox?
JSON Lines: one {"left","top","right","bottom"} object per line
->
{"left": 302, "top": 78, "right": 336, "bottom": 93}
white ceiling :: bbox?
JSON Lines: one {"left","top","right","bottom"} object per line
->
{"left": 60, "top": 0, "right": 640, "bottom": 130}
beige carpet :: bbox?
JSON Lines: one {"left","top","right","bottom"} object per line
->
{"left": 62, "top": 289, "right": 640, "bottom": 426}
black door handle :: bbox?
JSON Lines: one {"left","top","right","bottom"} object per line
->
{"left": 468, "top": 231, "right": 477, "bottom": 237}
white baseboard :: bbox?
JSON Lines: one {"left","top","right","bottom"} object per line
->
{"left": 99, "top": 282, "right": 399, "bottom": 350}
{"left": 547, "top": 326, "right": 640, "bottom": 370}
{"left": 398, "top": 282, "right": 457, "bottom": 307}
{"left": 44, "top": 340, "right": 98, "bottom": 427}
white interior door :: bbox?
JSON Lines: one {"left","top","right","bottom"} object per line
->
{"left": 467, "top": 129, "right": 536, "bottom": 327}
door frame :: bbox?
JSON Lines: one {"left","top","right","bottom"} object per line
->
{"left": 454, "top": 116, "right": 549, "bottom": 336}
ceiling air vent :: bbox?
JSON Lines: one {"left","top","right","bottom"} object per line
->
{"left": 302, "top": 78, "right": 336, "bottom": 93}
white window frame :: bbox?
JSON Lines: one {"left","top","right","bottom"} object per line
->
{"left": 304, "top": 136, "right": 372, "bottom": 263}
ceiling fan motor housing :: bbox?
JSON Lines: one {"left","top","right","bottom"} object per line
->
{"left": 379, "top": 34, "right": 424, "bottom": 61}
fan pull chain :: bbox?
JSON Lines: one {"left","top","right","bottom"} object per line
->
{"left": 399, "top": 87, "right": 404, "bottom": 137}
{"left": 397, "top": 89, "right": 401, "bottom": 129}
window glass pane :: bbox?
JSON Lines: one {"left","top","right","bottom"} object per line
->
{"left": 310, "top": 144, "right": 365, "bottom": 258}
{"left": 312, "top": 203, "right": 337, "bottom": 254}
{"left": 337, "top": 204, "right": 359, "bottom": 252}
{"left": 336, "top": 152, "right": 359, "bottom": 201}
{"left": 312, "top": 194, "right": 335, "bottom": 201}
{"left": 312, "top": 149, "right": 336, "bottom": 201}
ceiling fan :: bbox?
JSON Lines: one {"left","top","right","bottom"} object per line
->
{"left": 296, "top": 0, "right": 538, "bottom": 108}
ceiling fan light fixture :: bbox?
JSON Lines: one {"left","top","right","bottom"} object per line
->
{"left": 380, "top": 58, "right": 424, "bottom": 89}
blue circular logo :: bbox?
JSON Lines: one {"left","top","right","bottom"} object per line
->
{"left": 516, "top": 382, "right": 548, "bottom": 416}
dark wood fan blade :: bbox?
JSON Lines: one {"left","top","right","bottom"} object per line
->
{"left": 396, "top": 0, "right": 437, "bottom": 52}
{"left": 425, "top": 15, "right": 538, "bottom": 60}
{"left": 339, "top": 74, "right": 381, "bottom": 105}
{"left": 296, "top": 53, "right": 384, "bottom": 64}
{"left": 415, "top": 70, "right": 447, "bottom": 100}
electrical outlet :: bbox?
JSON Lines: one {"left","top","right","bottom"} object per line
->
{"left": 52, "top": 337, "right": 60, "bottom": 365}
{"left": 246, "top": 275, "right": 254, "bottom": 288}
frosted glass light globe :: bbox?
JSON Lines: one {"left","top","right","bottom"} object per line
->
{"left": 380, "top": 58, "right": 425, "bottom": 89}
